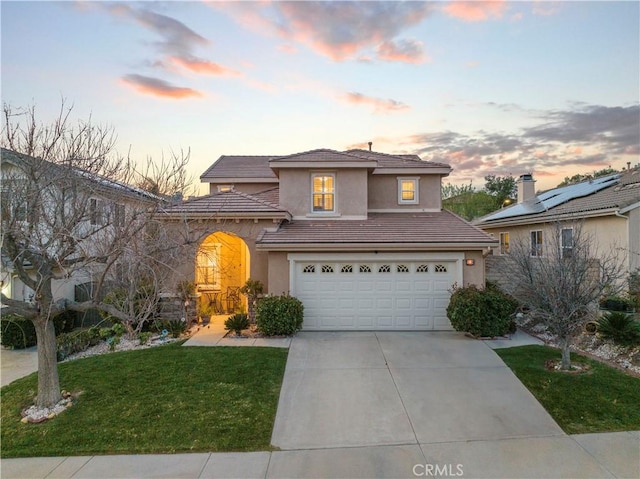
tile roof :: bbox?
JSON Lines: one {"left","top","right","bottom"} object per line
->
{"left": 270, "top": 149, "right": 375, "bottom": 164}
{"left": 476, "top": 168, "right": 640, "bottom": 226}
{"left": 200, "top": 149, "right": 452, "bottom": 181}
{"left": 345, "top": 149, "right": 451, "bottom": 169}
{"left": 161, "top": 188, "right": 288, "bottom": 217}
{"left": 258, "top": 211, "right": 495, "bottom": 247}
{"left": 200, "top": 155, "right": 278, "bottom": 180}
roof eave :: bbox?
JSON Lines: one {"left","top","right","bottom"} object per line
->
{"left": 372, "top": 167, "right": 452, "bottom": 176}
{"left": 199, "top": 177, "right": 278, "bottom": 183}
{"left": 477, "top": 207, "right": 625, "bottom": 228}
{"left": 161, "top": 211, "right": 291, "bottom": 221}
{"left": 256, "top": 241, "right": 497, "bottom": 252}
{"left": 269, "top": 160, "right": 378, "bottom": 169}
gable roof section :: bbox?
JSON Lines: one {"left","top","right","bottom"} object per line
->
{"left": 200, "top": 155, "right": 278, "bottom": 182}
{"left": 161, "top": 188, "right": 289, "bottom": 219}
{"left": 476, "top": 169, "right": 640, "bottom": 227}
{"left": 1, "top": 148, "right": 162, "bottom": 203}
{"left": 346, "top": 149, "right": 452, "bottom": 172}
{"left": 269, "top": 148, "right": 377, "bottom": 169}
{"left": 257, "top": 211, "right": 495, "bottom": 250}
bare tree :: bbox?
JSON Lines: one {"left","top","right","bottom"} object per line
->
{"left": 1, "top": 102, "right": 192, "bottom": 408}
{"left": 498, "top": 221, "right": 626, "bottom": 369}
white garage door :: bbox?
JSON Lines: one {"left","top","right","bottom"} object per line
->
{"left": 290, "top": 254, "right": 462, "bottom": 330}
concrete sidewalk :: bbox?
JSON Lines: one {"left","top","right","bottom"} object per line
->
{"left": 2, "top": 432, "right": 638, "bottom": 478}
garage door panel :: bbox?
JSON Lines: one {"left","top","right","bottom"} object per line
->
{"left": 294, "top": 259, "right": 457, "bottom": 331}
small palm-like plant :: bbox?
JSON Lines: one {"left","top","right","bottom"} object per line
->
{"left": 596, "top": 312, "right": 640, "bottom": 346}
{"left": 239, "top": 279, "right": 264, "bottom": 325}
{"left": 224, "top": 313, "right": 250, "bottom": 336}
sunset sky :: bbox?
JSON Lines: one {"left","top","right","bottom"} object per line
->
{"left": 2, "top": 1, "right": 639, "bottom": 194}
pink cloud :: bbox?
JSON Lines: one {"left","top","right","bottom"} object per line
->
{"left": 217, "top": 1, "right": 435, "bottom": 63}
{"left": 121, "top": 74, "right": 202, "bottom": 99}
{"left": 342, "top": 92, "right": 410, "bottom": 113}
{"left": 376, "top": 39, "right": 429, "bottom": 64}
{"left": 442, "top": 1, "right": 508, "bottom": 22}
{"left": 168, "top": 56, "right": 241, "bottom": 76}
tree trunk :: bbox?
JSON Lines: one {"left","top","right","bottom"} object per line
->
{"left": 559, "top": 338, "right": 572, "bottom": 370}
{"left": 33, "top": 317, "right": 62, "bottom": 408}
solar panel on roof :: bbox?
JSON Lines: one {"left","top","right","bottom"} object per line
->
{"left": 481, "top": 174, "right": 620, "bottom": 222}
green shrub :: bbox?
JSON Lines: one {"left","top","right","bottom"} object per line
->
{"left": 56, "top": 327, "right": 101, "bottom": 360}
{"left": 138, "top": 331, "right": 152, "bottom": 345}
{"left": 224, "top": 313, "right": 250, "bottom": 336}
{"left": 0, "top": 315, "right": 37, "bottom": 349}
{"left": 599, "top": 295, "right": 634, "bottom": 312}
{"left": 256, "top": 295, "right": 304, "bottom": 336}
{"left": 597, "top": 312, "right": 640, "bottom": 346}
{"left": 446, "top": 284, "right": 519, "bottom": 338}
{"left": 161, "top": 319, "right": 187, "bottom": 338}
{"left": 1, "top": 312, "right": 74, "bottom": 349}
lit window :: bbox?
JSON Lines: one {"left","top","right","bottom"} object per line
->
{"left": 196, "top": 244, "right": 221, "bottom": 288}
{"left": 561, "top": 228, "right": 573, "bottom": 258}
{"left": 398, "top": 178, "right": 418, "bottom": 204}
{"left": 531, "top": 230, "right": 543, "bottom": 257}
{"left": 217, "top": 185, "right": 233, "bottom": 193}
{"left": 312, "top": 174, "right": 335, "bottom": 212}
{"left": 499, "top": 232, "right": 510, "bottom": 255}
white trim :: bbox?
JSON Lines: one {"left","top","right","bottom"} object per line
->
{"left": 397, "top": 177, "right": 419, "bottom": 205}
{"left": 620, "top": 201, "right": 640, "bottom": 214}
{"left": 311, "top": 172, "right": 336, "bottom": 214}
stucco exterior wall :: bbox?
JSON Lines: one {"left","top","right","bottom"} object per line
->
{"left": 367, "top": 174, "right": 442, "bottom": 210}
{"left": 463, "top": 251, "right": 485, "bottom": 287}
{"left": 629, "top": 207, "right": 640, "bottom": 273}
{"left": 267, "top": 251, "right": 290, "bottom": 295}
{"left": 278, "top": 168, "right": 368, "bottom": 218}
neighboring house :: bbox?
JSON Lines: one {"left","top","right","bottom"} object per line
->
{"left": 0, "top": 148, "right": 160, "bottom": 307}
{"left": 162, "top": 148, "right": 496, "bottom": 331}
{"left": 474, "top": 170, "right": 640, "bottom": 288}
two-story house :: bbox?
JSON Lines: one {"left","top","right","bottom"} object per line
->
{"left": 163, "top": 148, "right": 497, "bottom": 330}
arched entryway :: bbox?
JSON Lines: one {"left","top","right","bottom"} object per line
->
{"left": 196, "top": 231, "right": 250, "bottom": 315}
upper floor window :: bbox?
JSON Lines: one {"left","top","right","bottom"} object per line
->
{"left": 530, "top": 230, "right": 543, "bottom": 257}
{"left": 312, "top": 174, "right": 335, "bottom": 212}
{"left": 217, "top": 185, "right": 233, "bottom": 193}
{"left": 499, "top": 232, "right": 510, "bottom": 255}
{"left": 90, "top": 198, "right": 106, "bottom": 226}
{"left": 561, "top": 228, "right": 573, "bottom": 258}
{"left": 398, "top": 178, "right": 418, "bottom": 205}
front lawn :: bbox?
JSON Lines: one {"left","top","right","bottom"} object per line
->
{"left": 1, "top": 343, "right": 288, "bottom": 458}
{"left": 496, "top": 345, "right": 640, "bottom": 434}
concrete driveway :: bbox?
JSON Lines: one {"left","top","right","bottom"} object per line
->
{"left": 271, "top": 331, "right": 564, "bottom": 450}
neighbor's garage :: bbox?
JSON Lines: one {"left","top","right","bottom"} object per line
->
{"left": 289, "top": 253, "right": 463, "bottom": 330}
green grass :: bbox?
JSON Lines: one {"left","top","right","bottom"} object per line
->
{"left": 496, "top": 345, "right": 640, "bottom": 434}
{"left": 1, "top": 343, "right": 288, "bottom": 458}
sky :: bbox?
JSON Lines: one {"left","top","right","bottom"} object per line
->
{"left": 1, "top": 0, "right": 639, "bottom": 195}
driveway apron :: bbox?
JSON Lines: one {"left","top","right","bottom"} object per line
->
{"left": 271, "top": 331, "right": 564, "bottom": 450}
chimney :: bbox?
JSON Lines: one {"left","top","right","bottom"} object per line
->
{"left": 368, "top": 141, "right": 372, "bottom": 151}
{"left": 517, "top": 174, "right": 535, "bottom": 203}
